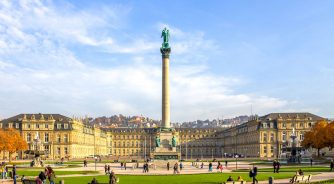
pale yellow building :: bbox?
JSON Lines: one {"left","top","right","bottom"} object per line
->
{"left": 0, "top": 112, "right": 326, "bottom": 160}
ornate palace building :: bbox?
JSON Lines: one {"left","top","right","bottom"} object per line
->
{"left": 0, "top": 112, "right": 325, "bottom": 160}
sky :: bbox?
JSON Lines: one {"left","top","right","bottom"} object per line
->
{"left": 0, "top": 0, "right": 334, "bottom": 122}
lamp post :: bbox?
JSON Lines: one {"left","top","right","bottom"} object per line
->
{"left": 235, "top": 155, "right": 239, "bottom": 170}
{"left": 94, "top": 156, "right": 97, "bottom": 171}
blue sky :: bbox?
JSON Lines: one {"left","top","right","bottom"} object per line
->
{"left": 0, "top": 0, "right": 333, "bottom": 121}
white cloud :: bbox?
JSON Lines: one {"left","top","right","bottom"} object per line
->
{"left": 0, "top": 0, "right": 292, "bottom": 121}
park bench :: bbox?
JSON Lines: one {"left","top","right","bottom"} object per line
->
{"left": 223, "top": 181, "right": 247, "bottom": 184}
{"left": 22, "top": 180, "right": 37, "bottom": 184}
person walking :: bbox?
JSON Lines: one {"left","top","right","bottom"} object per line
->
{"left": 38, "top": 171, "right": 46, "bottom": 184}
{"left": 124, "top": 163, "right": 127, "bottom": 170}
{"left": 310, "top": 158, "right": 313, "bottom": 167}
{"left": 330, "top": 160, "right": 334, "bottom": 171}
{"left": 107, "top": 165, "right": 111, "bottom": 174}
{"left": 120, "top": 162, "right": 123, "bottom": 170}
{"left": 209, "top": 162, "right": 213, "bottom": 172}
{"left": 173, "top": 163, "right": 179, "bottom": 174}
{"left": 12, "top": 165, "right": 17, "bottom": 184}
{"left": 276, "top": 161, "right": 281, "bottom": 173}
{"left": 49, "top": 172, "right": 56, "bottom": 184}
{"left": 201, "top": 162, "right": 204, "bottom": 169}
{"left": 167, "top": 162, "right": 170, "bottom": 171}
{"left": 273, "top": 160, "right": 277, "bottom": 173}
{"left": 105, "top": 164, "right": 108, "bottom": 174}
{"left": 225, "top": 160, "right": 228, "bottom": 168}
{"left": 83, "top": 159, "right": 87, "bottom": 167}
{"left": 109, "top": 171, "right": 117, "bottom": 184}
{"left": 252, "top": 166, "right": 258, "bottom": 184}
{"left": 179, "top": 162, "right": 183, "bottom": 172}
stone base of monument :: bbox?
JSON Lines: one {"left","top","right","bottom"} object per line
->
{"left": 151, "top": 131, "right": 180, "bottom": 167}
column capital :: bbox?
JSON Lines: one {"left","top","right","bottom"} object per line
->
{"left": 160, "top": 47, "right": 171, "bottom": 58}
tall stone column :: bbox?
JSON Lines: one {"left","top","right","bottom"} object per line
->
{"left": 161, "top": 47, "right": 171, "bottom": 129}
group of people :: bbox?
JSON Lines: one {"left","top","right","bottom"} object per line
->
{"left": 34, "top": 166, "right": 56, "bottom": 184}
{"left": 289, "top": 169, "right": 304, "bottom": 183}
{"left": 120, "top": 162, "right": 127, "bottom": 170}
{"left": 0, "top": 163, "right": 9, "bottom": 179}
{"left": 91, "top": 170, "right": 118, "bottom": 184}
{"left": 226, "top": 176, "right": 244, "bottom": 182}
{"left": 273, "top": 160, "right": 281, "bottom": 173}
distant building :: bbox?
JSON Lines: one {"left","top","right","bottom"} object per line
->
{"left": 0, "top": 112, "right": 327, "bottom": 159}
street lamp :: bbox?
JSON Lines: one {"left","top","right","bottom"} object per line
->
{"left": 94, "top": 157, "right": 97, "bottom": 171}
{"left": 235, "top": 155, "right": 239, "bottom": 170}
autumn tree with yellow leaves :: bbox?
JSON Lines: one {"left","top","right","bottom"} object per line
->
{"left": 0, "top": 128, "right": 28, "bottom": 162}
{"left": 301, "top": 120, "right": 334, "bottom": 157}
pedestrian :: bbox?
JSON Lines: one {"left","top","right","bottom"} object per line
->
{"left": 38, "top": 171, "right": 46, "bottom": 184}
{"left": 310, "top": 158, "right": 313, "bottom": 167}
{"left": 105, "top": 164, "right": 108, "bottom": 174}
{"left": 252, "top": 166, "right": 258, "bottom": 184}
{"left": 49, "top": 172, "right": 56, "bottom": 184}
{"left": 12, "top": 165, "right": 17, "bottom": 184}
{"left": 219, "top": 164, "right": 223, "bottom": 172}
{"left": 276, "top": 161, "right": 281, "bottom": 173}
{"left": 21, "top": 175, "right": 26, "bottom": 182}
{"left": 143, "top": 163, "right": 146, "bottom": 173}
{"left": 201, "top": 162, "right": 204, "bottom": 169}
{"left": 146, "top": 163, "right": 149, "bottom": 173}
{"left": 84, "top": 159, "right": 87, "bottom": 167}
{"left": 180, "top": 162, "right": 183, "bottom": 171}
{"left": 109, "top": 171, "right": 117, "bottom": 184}
{"left": 120, "top": 162, "right": 123, "bottom": 170}
{"left": 227, "top": 175, "right": 234, "bottom": 181}
{"left": 330, "top": 160, "right": 334, "bottom": 171}
{"left": 3, "top": 165, "right": 7, "bottom": 179}
{"left": 167, "top": 162, "right": 170, "bottom": 171}
{"left": 273, "top": 160, "right": 277, "bottom": 173}
{"left": 124, "top": 162, "right": 126, "bottom": 170}
{"left": 108, "top": 165, "right": 111, "bottom": 174}
{"left": 208, "top": 162, "right": 213, "bottom": 172}
{"left": 225, "top": 160, "right": 228, "bottom": 167}
{"left": 173, "top": 163, "right": 178, "bottom": 174}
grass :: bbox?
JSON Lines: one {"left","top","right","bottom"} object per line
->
{"left": 52, "top": 172, "right": 297, "bottom": 184}
{"left": 17, "top": 169, "right": 99, "bottom": 176}
{"left": 310, "top": 179, "right": 334, "bottom": 184}
{"left": 233, "top": 166, "right": 331, "bottom": 173}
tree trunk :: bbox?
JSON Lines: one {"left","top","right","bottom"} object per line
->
{"left": 9, "top": 152, "right": 11, "bottom": 162}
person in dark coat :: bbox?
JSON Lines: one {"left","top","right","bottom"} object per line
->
{"left": 330, "top": 160, "right": 334, "bottom": 171}
{"left": 252, "top": 166, "right": 258, "bottom": 184}
{"left": 167, "top": 162, "right": 170, "bottom": 171}
{"left": 273, "top": 160, "right": 277, "bottom": 173}
{"left": 38, "top": 172, "right": 46, "bottom": 184}
{"left": 109, "top": 171, "right": 117, "bottom": 184}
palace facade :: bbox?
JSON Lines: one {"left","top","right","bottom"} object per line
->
{"left": 0, "top": 112, "right": 325, "bottom": 160}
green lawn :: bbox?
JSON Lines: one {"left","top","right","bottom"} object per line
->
{"left": 233, "top": 166, "right": 331, "bottom": 173}
{"left": 53, "top": 172, "right": 296, "bottom": 184}
{"left": 17, "top": 169, "right": 99, "bottom": 176}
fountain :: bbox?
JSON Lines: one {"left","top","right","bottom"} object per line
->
{"left": 288, "top": 128, "right": 298, "bottom": 163}
{"left": 24, "top": 132, "right": 47, "bottom": 167}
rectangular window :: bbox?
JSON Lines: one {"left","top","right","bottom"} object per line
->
{"left": 300, "top": 133, "right": 304, "bottom": 141}
{"left": 44, "top": 145, "right": 49, "bottom": 152}
{"left": 282, "top": 122, "right": 286, "bottom": 128}
{"left": 64, "top": 134, "right": 68, "bottom": 143}
{"left": 270, "top": 133, "right": 274, "bottom": 142}
{"left": 0, "top": 123, "right": 2, "bottom": 128}
{"left": 27, "top": 134, "right": 31, "bottom": 142}
{"left": 57, "top": 124, "right": 61, "bottom": 129}
{"left": 264, "top": 146, "right": 267, "bottom": 153}
{"left": 27, "top": 124, "right": 31, "bottom": 129}
{"left": 45, "top": 124, "right": 48, "bottom": 129}
{"left": 16, "top": 123, "right": 19, "bottom": 129}
{"left": 57, "top": 134, "right": 61, "bottom": 143}
{"left": 271, "top": 146, "right": 274, "bottom": 153}
{"left": 64, "top": 147, "right": 68, "bottom": 155}
{"left": 45, "top": 133, "right": 49, "bottom": 142}
{"left": 9, "top": 123, "right": 12, "bottom": 128}
{"left": 282, "top": 132, "right": 286, "bottom": 141}
{"left": 57, "top": 147, "right": 61, "bottom": 155}
{"left": 64, "top": 124, "right": 68, "bottom": 129}
{"left": 300, "top": 122, "right": 304, "bottom": 128}
{"left": 36, "top": 124, "right": 40, "bottom": 129}
{"left": 263, "top": 133, "right": 267, "bottom": 142}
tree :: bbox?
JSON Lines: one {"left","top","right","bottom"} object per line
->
{"left": 0, "top": 128, "right": 28, "bottom": 162}
{"left": 301, "top": 120, "right": 327, "bottom": 157}
{"left": 325, "top": 121, "right": 334, "bottom": 150}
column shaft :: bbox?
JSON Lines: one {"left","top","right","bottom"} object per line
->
{"left": 162, "top": 56, "right": 170, "bottom": 128}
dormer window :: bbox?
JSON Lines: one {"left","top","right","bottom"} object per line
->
{"left": 64, "top": 124, "right": 68, "bottom": 129}
{"left": 57, "top": 124, "right": 61, "bottom": 129}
